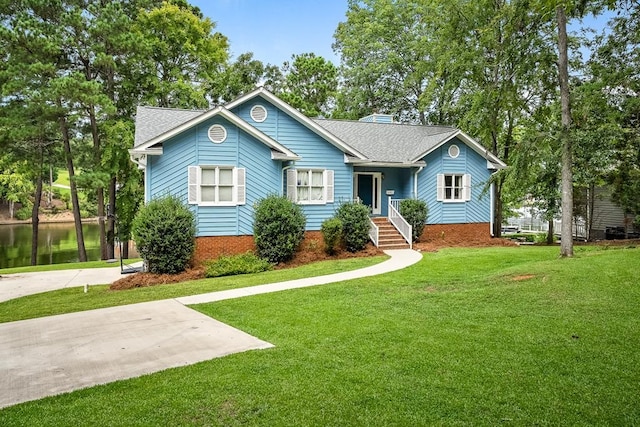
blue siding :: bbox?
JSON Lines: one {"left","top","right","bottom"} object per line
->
{"left": 418, "top": 139, "right": 492, "bottom": 224}
{"left": 148, "top": 116, "right": 281, "bottom": 237}
{"left": 233, "top": 99, "right": 352, "bottom": 230}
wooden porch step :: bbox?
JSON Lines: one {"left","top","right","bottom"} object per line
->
{"left": 372, "top": 217, "right": 411, "bottom": 249}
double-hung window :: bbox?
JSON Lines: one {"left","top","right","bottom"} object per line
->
{"left": 287, "top": 169, "right": 334, "bottom": 204}
{"left": 188, "top": 166, "right": 245, "bottom": 206}
{"left": 437, "top": 174, "right": 471, "bottom": 202}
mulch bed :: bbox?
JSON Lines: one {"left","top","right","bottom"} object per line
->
{"left": 109, "top": 235, "right": 517, "bottom": 291}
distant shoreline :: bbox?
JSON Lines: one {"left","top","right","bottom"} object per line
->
{"left": 0, "top": 217, "right": 99, "bottom": 226}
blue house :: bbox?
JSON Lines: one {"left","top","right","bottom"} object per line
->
{"left": 131, "top": 88, "right": 506, "bottom": 258}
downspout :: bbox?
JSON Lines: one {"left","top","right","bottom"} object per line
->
{"left": 414, "top": 166, "right": 424, "bottom": 199}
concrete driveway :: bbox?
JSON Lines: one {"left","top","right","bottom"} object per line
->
{"left": 0, "top": 249, "right": 423, "bottom": 409}
{"left": 0, "top": 299, "right": 273, "bottom": 409}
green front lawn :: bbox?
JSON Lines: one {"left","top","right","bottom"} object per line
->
{"left": 1, "top": 245, "right": 638, "bottom": 425}
{"left": 0, "top": 256, "right": 386, "bottom": 323}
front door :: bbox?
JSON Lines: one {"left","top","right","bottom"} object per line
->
{"left": 355, "top": 173, "right": 382, "bottom": 215}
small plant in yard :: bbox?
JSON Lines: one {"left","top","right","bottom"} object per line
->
{"left": 205, "top": 252, "right": 273, "bottom": 278}
{"left": 321, "top": 217, "right": 343, "bottom": 254}
{"left": 253, "top": 194, "right": 306, "bottom": 263}
{"left": 399, "top": 199, "right": 428, "bottom": 241}
{"left": 131, "top": 195, "right": 195, "bottom": 274}
{"left": 336, "top": 200, "right": 370, "bottom": 252}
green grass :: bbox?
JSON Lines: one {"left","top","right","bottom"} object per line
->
{"left": 0, "top": 259, "right": 142, "bottom": 275}
{"left": 1, "top": 245, "right": 638, "bottom": 425}
{"left": 54, "top": 169, "right": 71, "bottom": 187}
{"left": 0, "top": 256, "right": 386, "bottom": 323}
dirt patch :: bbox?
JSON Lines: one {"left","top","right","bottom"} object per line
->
{"left": 512, "top": 274, "right": 535, "bottom": 281}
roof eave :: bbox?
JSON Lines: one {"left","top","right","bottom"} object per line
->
{"left": 272, "top": 151, "right": 301, "bottom": 161}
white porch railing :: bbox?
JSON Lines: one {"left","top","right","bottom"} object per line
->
{"left": 369, "top": 218, "right": 379, "bottom": 247}
{"left": 388, "top": 199, "right": 412, "bottom": 249}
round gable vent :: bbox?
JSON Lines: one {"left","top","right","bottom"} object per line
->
{"left": 250, "top": 105, "right": 268, "bottom": 123}
{"left": 208, "top": 124, "right": 227, "bottom": 143}
{"left": 448, "top": 144, "right": 460, "bottom": 158}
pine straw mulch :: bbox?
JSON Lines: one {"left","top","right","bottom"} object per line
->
{"left": 109, "top": 242, "right": 384, "bottom": 291}
{"left": 109, "top": 234, "right": 520, "bottom": 291}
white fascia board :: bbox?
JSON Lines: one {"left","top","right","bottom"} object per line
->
{"left": 226, "top": 87, "right": 368, "bottom": 160}
{"left": 352, "top": 160, "right": 427, "bottom": 168}
{"left": 410, "top": 130, "right": 507, "bottom": 169}
{"left": 134, "top": 105, "right": 298, "bottom": 159}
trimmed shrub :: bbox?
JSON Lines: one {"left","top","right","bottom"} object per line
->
{"left": 205, "top": 252, "right": 273, "bottom": 278}
{"left": 321, "top": 217, "right": 343, "bottom": 255}
{"left": 131, "top": 195, "right": 195, "bottom": 274}
{"left": 336, "top": 200, "right": 370, "bottom": 252}
{"left": 399, "top": 199, "right": 428, "bottom": 242}
{"left": 15, "top": 201, "right": 33, "bottom": 221}
{"left": 253, "top": 195, "right": 306, "bottom": 263}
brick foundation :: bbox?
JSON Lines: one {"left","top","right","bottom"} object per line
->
{"left": 420, "top": 223, "right": 492, "bottom": 243}
{"left": 193, "top": 235, "right": 256, "bottom": 264}
{"left": 193, "top": 231, "right": 326, "bottom": 264}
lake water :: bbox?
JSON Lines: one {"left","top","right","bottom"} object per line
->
{"left": 0, "top": 223, "right": 102, "bottom": 269}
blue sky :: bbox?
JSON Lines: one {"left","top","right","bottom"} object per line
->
{"left": 190, "top": 0, "right": 613, "bottom": 67}
{"left": 190, "top": 0, "right": 347, "bottom": 66}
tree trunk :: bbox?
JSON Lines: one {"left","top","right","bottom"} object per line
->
{"left": 587, "top": 183, "right": 595, "bottom": 241}
{"left": 106, "top": 176, "right": 116, "bottom": 259}
{"left": 59, "top": 111, "right": 87, "bottom": 262}
{"left": 493, "top": 178, "right": 504, "bottom": 237}
{"left": 547, "top": 219, "right": 554, "bottom": 245}
{"left": 31, "top": 175, "right": 43, "bottom": 265}
{"left": 88, "top": 105, "right": 108, "bottom": 260}
{"left": 48, "top": 164, "right": 53, "bottom": 208}
{"left": 556, "top": 6, "right": 574, "bottom": 257}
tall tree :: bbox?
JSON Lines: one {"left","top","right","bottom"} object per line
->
{"left": 132, "top": 1, "right": 229, "bottom": 109}
{"left": 278, "top": 53, "right": 338, "bottom": 117}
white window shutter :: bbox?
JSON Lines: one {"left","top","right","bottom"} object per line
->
{"left": 236, "top": 168, "right": 246, "bottom": 205}
{"left": 286, "top": 169, "right": 297, "bottom": 202}
{"left": 188, "top": 166, "right": 199, "bottom": 204}
{"left": 463, "top": 174, "right": 471, "bottom": 201}
{"left": 325, "top": 170, "right": 334, "bottom": 203}
{"left": 436, "top": 174, "right": 444, "bottom": 201}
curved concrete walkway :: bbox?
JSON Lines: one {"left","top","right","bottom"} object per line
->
{"left": 0, "top": 249, "right": 422, "bottom": 409}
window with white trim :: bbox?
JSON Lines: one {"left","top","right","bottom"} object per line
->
{"left": 286, "top": 169, "right": 334, "bottom": 204}
{"left": 437, "top": 173, "right": 471, "bottom": 202}
{"left": 188, "top": 166, "right": 245, "bottom": 206}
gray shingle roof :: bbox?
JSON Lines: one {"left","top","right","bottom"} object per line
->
{"left": 312, "top": 119, "right": 459, "bottom": 163}
{"left": 134, "top": 106, "right": 205, "bottom": 148}
{"left": 133, "top": 105, "right": 462, "bottom": 164}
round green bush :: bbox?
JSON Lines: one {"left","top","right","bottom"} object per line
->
{"left": 15, "top": 201, "right": 33, "bottom": 221}
{"left": 336, "top": 200, "right": 370, "bottom": 252}
{"left": 321, "top": 217, "right": 343, "bottom": 255}
{"left": 253, "top": 195, "right": 306, "bottom": 263}
{"left": 399, "top": 199, "right": 428, "bottom": 242}
{"left": 131, "top": 195, "right": 195, "bottom": 274}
